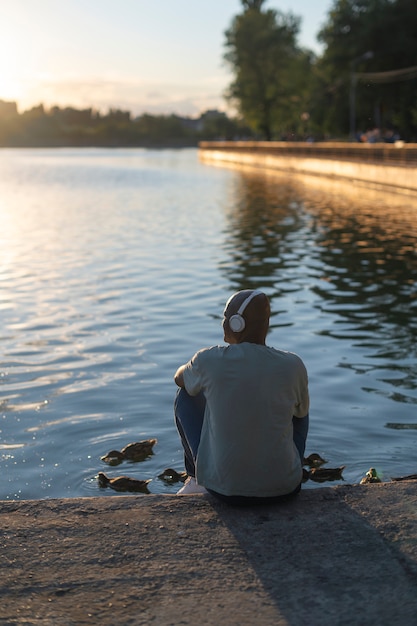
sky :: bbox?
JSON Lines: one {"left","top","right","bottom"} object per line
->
{"left": 0, "top": 0, "right": 333, "bottom": 118}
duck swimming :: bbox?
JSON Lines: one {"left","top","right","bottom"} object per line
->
{"left": 158, "top": 468, "right": 187, "bottom": 484}
{"left": 97, "top": 472, "right": 151, "bottom": 493}
{"left": 303, "top": 453, "right": 327, "bottom": 468}
{"left": 101, "top": 439, "right": 157, "bottom": 465}
{"left": 391, "top": 473, "right": 417, "bottom": 482}
{"left": 308, "top": 466, "right": 345, "bottom": 483}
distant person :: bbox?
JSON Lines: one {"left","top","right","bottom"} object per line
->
{"left": 173, "top": 289, "right": 310, "bottom": 505}
{"left": 383, "top": 128, "right": 400, "bottom": 143}
{"left": 361, "top": 127, "right": 382, "bottom": 143}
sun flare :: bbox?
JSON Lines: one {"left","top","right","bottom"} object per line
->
{"left": 0, "top": 74, "right": 22, "bottom": 102}
{"left": 0, "top": 30, "right": 26, "bottom": 102}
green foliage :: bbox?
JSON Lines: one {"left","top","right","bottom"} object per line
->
{"left": 224, "top": 0, "right": 417, "bottom": 141}
{"left": 313, "top": 0, "right": 417, "bottom": 139}
{"left": 240, "top": 0, "right": 266, "bottom": 10}
{"left": 224, "top": 4, "right": 311, "bottom": 139}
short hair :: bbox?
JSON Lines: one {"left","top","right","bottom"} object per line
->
{"left": 225, "top": 290, "right": 270, "bottom": 335}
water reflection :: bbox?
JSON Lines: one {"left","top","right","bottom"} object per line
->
{"left": 1, "top": 149, "right": 417, "bottom": 499}
{"left": 220, "top": 174, "right": 314, "bottom": 326}
{"left": 219, "top": 166, "right": 417, "bottom": 411}
{"left": 305, "top": 184, "right": 417, "bottom": 405}
{"left": 311, "top": 201, "right": 417, "bottom": 346}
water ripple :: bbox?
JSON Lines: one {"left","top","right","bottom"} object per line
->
{"left": 1, "top": 149, "right": 416, "bottom": 499}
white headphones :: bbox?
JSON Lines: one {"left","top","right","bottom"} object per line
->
{"left": 228, "top": 290, "right": 262, "bottom": 333}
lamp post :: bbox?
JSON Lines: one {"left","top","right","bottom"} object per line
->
{"left": 349, "top": 50, "right": 374, "bottom": 141}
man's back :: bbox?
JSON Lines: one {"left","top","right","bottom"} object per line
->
{"left": 184, "top": 342, "right": 309, "bottom": 497}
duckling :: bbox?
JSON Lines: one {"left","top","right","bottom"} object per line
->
{"left": 158, "top": 468, "right": 187, "bottom": 484}
{"left": 360, "top": 468, "right": 381, "bottom": 484}
{"left": 309, "top": 466, "right": 345, "bottom": 483}
{"left": 101, "top": 438, "right": 157, "bottom": 465}
{"left": 303, "top": 453, "right": 327, "bottom": 468}
{"left": 97, "top": 472, "right": 151, "bottom": 493}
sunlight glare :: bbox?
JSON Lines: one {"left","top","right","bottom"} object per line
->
{"left": 0, "top": 29, "right": 26, "bottom": 102}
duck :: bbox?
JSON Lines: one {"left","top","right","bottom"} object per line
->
{"left": 360, "top": 468, "right": 381, "bottom": 484}
{"left": 100, "top": 450, "right": 125, "bottom": 465}
{"left": 101, "top": 439, "right": 157, "bottom": 465}
{"left": 120, "top": 439, "right": 157, "bottom": 460}
{"left": 391, "top": 473, "right": 417, "bottom": 482}
{"left": 158, "top": 468, "right": 187, "bottom": 484}
{"left": 97, "top": 472, "right": 151, "bottom": 493}
{"left": 303, "top": 453, "right": 327, "bottom": 468}
{"left": 308, "top": 466, "right": 345, "bottom": 483}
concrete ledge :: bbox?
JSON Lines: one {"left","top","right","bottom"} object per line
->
{"left": 2, "top": 481, "right": 417, "bottom": 625}
{"left": 199, "top": 141, "right": 417, "bottom": 196}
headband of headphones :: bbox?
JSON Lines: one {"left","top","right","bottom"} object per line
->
{"left": 228, "top": 290, "right": 263, "bottom": 333}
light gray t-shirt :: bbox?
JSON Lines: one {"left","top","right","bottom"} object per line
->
{"left": 182, "top": 342, "right": 309, "bottom": 497}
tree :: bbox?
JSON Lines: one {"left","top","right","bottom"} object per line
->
{"left": 314, "top": 0, "right": 417, "bottom": 140}
{"left": 224, "top": 1, "right": 309, "bottom": 140}
{"left": 241, "top": 0, "right": 266, "bottom": 9}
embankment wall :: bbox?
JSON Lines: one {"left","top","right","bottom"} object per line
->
{"left": 199, "top": 141, "right": 417, "bottom": 195}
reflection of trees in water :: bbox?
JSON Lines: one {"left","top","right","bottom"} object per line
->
{"left": 220, "top": 173, "right": 311, "bottom": 295}
{"left": 308, "top": 196, "right": 417, "bottom": 398}
{"left": 309, "top": 199, "right": 417, "bottom": 347}
{"left": 220, "top": 169, "right": 417, "bottom": 399}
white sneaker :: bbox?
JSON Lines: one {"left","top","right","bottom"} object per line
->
{"left": 176, "top": 476, "right": 207, "bottom": 495}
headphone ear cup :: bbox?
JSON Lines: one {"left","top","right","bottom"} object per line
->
{"left": 228, "top": 314, "right": 245, "bottom": 333}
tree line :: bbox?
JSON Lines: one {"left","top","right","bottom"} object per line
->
{"left": 1, "top": 0, "right": 416, "bottom": 147}
{"left": 0, "top": 104, "right": 251, "bottom": 148}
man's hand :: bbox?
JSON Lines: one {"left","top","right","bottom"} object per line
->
{"left": 174, "top": 364, "right": 186, "bottom": 388}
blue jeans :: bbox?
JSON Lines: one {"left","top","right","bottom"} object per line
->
{"left": 174, "top": 388, "right": 309, "bottom": 504}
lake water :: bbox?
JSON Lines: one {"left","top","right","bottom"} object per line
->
{"left": 0, "top": 147, "right": 416, "bottom": 500}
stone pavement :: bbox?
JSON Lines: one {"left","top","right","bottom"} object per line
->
{"left": 1, "top": 480, "right": 417, "bottom": 625}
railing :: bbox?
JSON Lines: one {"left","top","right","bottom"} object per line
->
{"left": 199, "top": 141, "right": 417, "bottom": 167}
